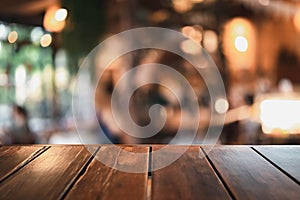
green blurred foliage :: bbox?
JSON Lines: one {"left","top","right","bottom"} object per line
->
{"left": 61, "top": 0, "right": 106, "bottom": 73}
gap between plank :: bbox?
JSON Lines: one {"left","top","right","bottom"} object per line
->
{"left": 250, "top": 147, "right": 300, "bottom": 186}
{"left": 200, "top": 147, "right": 236, "bottom": 200}
{"left": 147, "top": 146, "right": 152, "bottom": 200}
{"left": 148, "top": 146, "right": 152, "bottom": 177}
{"left": 59, "top": 146, "right": 101, "bottom": 200}
{"left": 0, "top": 145, "right": 51, "bottom": 184}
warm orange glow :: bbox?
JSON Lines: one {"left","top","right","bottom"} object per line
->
{"left": 258, "top": 0, "right": 270, "bottom": 6}
{"left": 150, "top": 10, "right": 169, "bottom": 23}
{"left": 172, "top": 0, "right": 193, "bottom": 13}
{"left": 181, "top": 25, "right": 202, "bottom": 43}
{"left": 43, "top": 6, "right": 66, "bottom": 32}
{"left": 191, "top": 0, "right": 204, "bottom": 3}
{"left": 7, "top": 31, "right": 18, "bottom": 43}
{"left": 294, "top": 9, "right": 300, "bottom": 31}
{"left": 203, "top": 30, "right": 218, "bottom": 53}
{"left": 223, "top": 18, "right": 256, "bottom": 72}
{"left": 260, "top": 99, "right": 300, "bottom": 134}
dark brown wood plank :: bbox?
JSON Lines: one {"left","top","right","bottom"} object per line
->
{"left": 0, "top": 145, "right": 46, "bottom": 181}
{"left": 203, "top": 146, "right": 300, "bottom": 200}
{"left": 254, "top": 145, "right": 300, "bottom": 182}
{"left": 65, "top": 145, "right": 149, "bottom": 200}
{"left": 0, "top": 145, "right": 96, "bottom": 200}
{"left": 151, "top": 145, "right": 231, "bottom": 200}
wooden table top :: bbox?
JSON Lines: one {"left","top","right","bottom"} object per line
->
{"left": 0, "top": 145, "right": 300, "bottom": 200}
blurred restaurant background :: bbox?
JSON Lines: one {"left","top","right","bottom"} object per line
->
{"left": 1, "top": 0, "right": 300, "bottom": 145}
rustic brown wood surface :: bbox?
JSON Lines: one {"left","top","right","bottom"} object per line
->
{"left": 202, "top": 146, "right": 300, "bottom": 199}
{"left": 0, "top": 145, "right": 299, "bottom": 200}
{"left": 254, "top": 146, "right": 300, "bottom": 183}
{"left": 151, "top": 146, "right": 231, "bottom": 200}
{"left": 0, "top": 146, "right": 95, "bottom": 200}
{"left": 65, "top": 145, "right": 149, "bottom": 200}
{"left": 0, "top": 145, "right": 47, "bottom": 182}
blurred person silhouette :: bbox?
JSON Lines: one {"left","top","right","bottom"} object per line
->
{"left": 5, "top": 104, "right": 35, "bottom": 144}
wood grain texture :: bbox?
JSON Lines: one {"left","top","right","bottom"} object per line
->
{"left": 254, "top": 145, "right": 300, "bottom": 182}
{"left": 0, "top": 146, "right": 95, "bottom": 200}
{"left": 151, "top": 145, "right": 231, "bottom": 200}
{"left": 203, "top": 146, "right": 300, "bottom": 200}
{"left": 0, "top": 145, "right": 46, "bottom": 181}
{"left": 65, "top": 145, "right": 149, "bottom": 200}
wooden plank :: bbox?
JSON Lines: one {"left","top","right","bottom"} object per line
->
{"left": 254, "top": 145, "right": 300, "bottom": 182}
{"left": 203, "top": 146, "right": 300, "bottom": 199}
{"left": 65, "top": 145, "right": 149, "bottom": 200}
{"left": 0, "top": 145, "right": 96, "bottom": 200}
{"left": 151, "top": 146, "right": 231, "bottom": 200}
{"left": 0, "top": 145, "right": 46, "bottom": 181}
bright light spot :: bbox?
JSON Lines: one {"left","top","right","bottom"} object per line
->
{"left": 31, "top": 27, "right": 44, "bottom": 43}
{"left": 0, "top": 73, "right": 8, "bottom": 86}
{"left": 43, "top": 65, "right": 54, "bottom": 84}
{"left": 181, "top": 25, "right": 202, "bottom": 43}
{"left": 40, "top": 34, "right": 52, "bottom": 47}
{"left": 54, "top": 49, "right": 69, "bottom": 89}
{"left": 8, "top": 31, "right": 18, "bottom": 43}
{"left": 180, "top": 39, "right": 201, "bottom": 55}
{"left": 15, "top": 65, "right": 26, "bottom": 86}
{"left": 0, "top": 24, "right": 9, "bottom": 40}
{"left": 55, "top": 8, "right": 68, "bottom": 21}
{"left": 172, "top": 0, "right": 193, "bottom": 13}
{"left": 278, "top": 78, "right": 293, "bottom": 93}
{"left": 55, "top": 67, "right": 69, "bottom": 89}
{"left": 258, "top": 0, "right": 269, "bottom": 6}
{"left": 191, "top": 0, "right": 204, "bottom": 3}
{"left": 260, "top": 100, "right": 300, "bottom": 134}
{"left": 55, "top": 49, "right": 68, "bottom": 67}
{"left": 0, "top": 42, "right": 2, "bottom": 51}
{"left": 28, "top": 72, "right": 42, "bottom": 102}
{"left": 234, "top": 36, "right": 248, "bottom": 52}
{"left": 215, "top": 98, "right": 229, "bottom": 114}
{"left": 182, "top": 26, "right": 194, "bottom": 37}
{"left": 233, "top": 25, "right": 246, "bottom": 36}
{"left": 15, "top": 65, "right": 27, "bottom": 105}
{"left": 43, "top": 6, "right": 66, "bottom": 32}
{"left": 203, "top": 30, "right": 218, "bottom": 53}
{"left": 294, "top": 10, "right": 300, "bottom": 32}
{"left": 223, "top": 17, "right": 255, "bottom": 72}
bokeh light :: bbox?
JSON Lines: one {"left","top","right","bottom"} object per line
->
{"left": 31, "top": 27, "right": 44, "bottom": 44}
{"left": 0, "top": 24, "right": 9, "bottom": 40}
{"left": 234, "top": 36, "right": 248, "bottom": 52}
{"left": 203, "top": 30, "right": 218, "bottom": 53}
{"left": 55, "top": 8, "right": 68, "bottom": 21}
{"left": 40, "top": 34, "right": 52, "bottom": 47}
{"left": 215, "top": 98, "right": 229, "bottom": 114}
{"left": 181, "top": 25, "right": 202, "bottom": 43}
{"left": 172, "top": 0, "right": 193, "bottom": 13}
{"left": 180, "top": 39, "right": 202, "bottom": 55}
{"left": 43, "top": 6, "right": 66, "bottom": 32}
{"left": 7, "top": 31, "right": 18, "bottom": 43}
{"left": 294, "top": 9, "right": 300, "bottom": 31}
{"left": 258, "top": 0, "right": 270, "bottom": 6}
